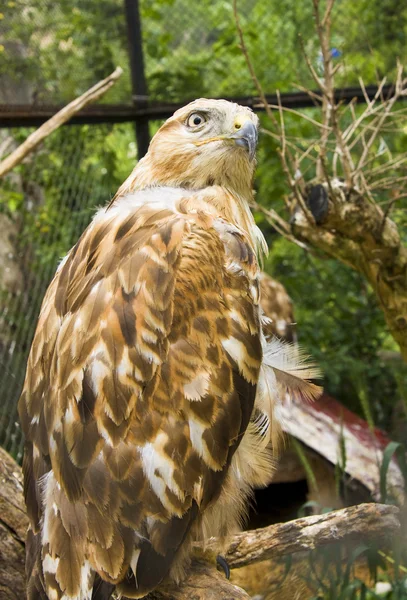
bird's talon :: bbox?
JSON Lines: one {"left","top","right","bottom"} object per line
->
{"left": 216, "top": 554, "right": 230, "bottom": 579}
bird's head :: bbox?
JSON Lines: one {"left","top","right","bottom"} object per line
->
{"left": 121, "top": 99, "right": 260, "bottom": 197}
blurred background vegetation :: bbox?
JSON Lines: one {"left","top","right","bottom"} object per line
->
{"left": 0, "top": 0, "right": 406, "bottom": 460}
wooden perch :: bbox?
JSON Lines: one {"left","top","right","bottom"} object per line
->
{"left": 149, "top": 562, "right": 251, "bottom": 599}
{"left": 0, "top": 66, "right": 123, "bottom": 179}
{"left": 0, "top": 446, "right": 400, "bottom": 599}
{"left": 149, "top": 503, "right": 399, "bottom": 599}
{"left": 0, "top": 447, "right": 27, "bottom": 600}
{"left": 218, "top": 502, "right": 399, "bottom": 570}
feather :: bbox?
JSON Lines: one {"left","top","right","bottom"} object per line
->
{"left": 256, "top": 336, "right": 322, "bottom": 444}
{"left": 263, "top": 337, "right": 322, "bottom": 398}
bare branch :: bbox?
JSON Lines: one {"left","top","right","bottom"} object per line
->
{"left": 293, "top": 82, "right": 324, "bottom": 104}
{"left": 355, "top": 69, "right": 404, "bottom": 175}
{"left": 371, "top": 175, "right": 407, "bottom": 190}
{"left": 0, "top": 67, "right": 123, "bottom": 179}
{"left": 0, "top": 135, "right": 14, "bottom": 161}
{"left": 207, "top": 503, "right": 399, "bottom": 570}
{"left": 232, "top": 0, "right": 278, "bottom": 128}
{"left": 298, "top": 34, "right": 327, "bottom": 93}
{"left": 368, "top": 155, "right": 407, "bottom": 179}
{"left": 250, "top": 199, "right": 306, "bottom": 245}
{"left": 260, "top": 128, "right": 319, "bottom": 165}
{"left": 343, "top": 77, "right": 388, "bottom": 144}
{"left": 322, "top": 0, "right": 336, "bottom": 27}
{"left": 254, "top": 103, "right": 330, "bottom": 129}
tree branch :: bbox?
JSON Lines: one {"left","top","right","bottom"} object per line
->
{"left": 0, "top": 67, "right": 123, "bottom": 179}
{"left": 148, "top": 503, "right": 399, "bottom": 599}
{"left": 233, "top": 0, "right": 407, "bottom": 362}
{"left": 290, "top": 182, "right": 407, "bottom": 361}
{"left": 211, "top": 503, "right": 399, "bottom": 570}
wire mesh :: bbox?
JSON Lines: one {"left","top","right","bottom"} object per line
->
{"left": 140, "top": 0, "right": 407, "bottom": 103}
{"left": 0, "top": 123, "right": 136, "bottom": 460}
{"left": 2, "top": 0, "right": 405, "bottom": 110}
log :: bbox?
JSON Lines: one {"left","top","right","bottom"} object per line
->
{"left": 0, "top": 67, "right": 123, "bottom": 179}
{"left": 0, "top": 447, "right": 400, "bottom": 599}
{"left": 0, "top": 446, "right": 27, "bottom": 600}
{"left": 149, "top": 561, "right": 250, "bottom": 600}
{"left": 216, "top": 502, "right": 400, "bottom": 570}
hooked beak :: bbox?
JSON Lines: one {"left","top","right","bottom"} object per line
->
{"left": 229, "top": 121, "right": 258, "bottom": 161}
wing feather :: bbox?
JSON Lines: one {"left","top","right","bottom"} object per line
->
{"left": 19, "top": 187, "right": 264, "bottom": 599}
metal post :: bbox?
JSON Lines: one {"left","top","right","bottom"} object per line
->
{"left": 124, "top": 0, "right": 150, "bottom": 158}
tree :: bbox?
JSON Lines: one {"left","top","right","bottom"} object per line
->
{"left": 235, "top": 0, "right": 407, "bottom": 361}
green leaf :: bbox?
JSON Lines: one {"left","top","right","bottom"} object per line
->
{"left": 379, "top": 442, "right": 407, "bottom": 504}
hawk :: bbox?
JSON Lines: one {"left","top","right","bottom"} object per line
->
{"left": 19, "top": 99, "right": 320, "bottom": 600}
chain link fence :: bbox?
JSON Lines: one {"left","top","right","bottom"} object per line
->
{"left": 0, "top": 122, "right": 135, "bottom": 459}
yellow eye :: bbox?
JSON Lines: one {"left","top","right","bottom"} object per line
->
{"left": 187, "top": 112, "right": 206, "bottom": 128}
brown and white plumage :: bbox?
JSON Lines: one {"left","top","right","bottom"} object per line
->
{"left": 259, "top": 272, "right": 297, "bottom": 343}
{"left": 19, "top": 99, "right": 318, "bottom": 600}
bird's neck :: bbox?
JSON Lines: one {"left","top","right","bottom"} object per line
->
{"left": 115, "top": 152, "right": 254, "bottom": 197}
{"left": 111, "top": 156, "right": 266, "bottom": 259}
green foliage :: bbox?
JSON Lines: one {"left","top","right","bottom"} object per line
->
{"left": 0, "top": 0, "right": 131, "bottom": 103}
{"left": 303, "top": 546, "right": 407, "bottom": 599}
{"left": 380, "top": 442, "right": 407, "bottom": 504}
{"left": 293, "top": 438, "right": 407, "bottom": 598}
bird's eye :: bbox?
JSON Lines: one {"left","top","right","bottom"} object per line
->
{"left": 187, "top": 112, "right": 206, "bottom": 128}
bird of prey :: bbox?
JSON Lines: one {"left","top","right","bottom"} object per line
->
{"left": 19, "top": 99, "right": 320, "bottom": 600}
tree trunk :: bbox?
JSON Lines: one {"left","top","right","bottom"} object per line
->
{"left": 0, "top": 447, "right": 27, "bottom": 600}
{"left": 291, "top": 182, "right": 407, "bottom": 362}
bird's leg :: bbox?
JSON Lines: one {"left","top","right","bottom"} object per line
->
{"left": 192, "top": 546, "right": 231, "bottom": 579}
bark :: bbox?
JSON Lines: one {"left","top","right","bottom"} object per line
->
{"left": 0, "top": 447, "right": 400, "bottom": 599}
{"left": 0, "top": 446, "right": 27, "bottom": 600}
{"left": 206, "top": 502, "right": 399, "bottom": 570}
{"left": 149, "top": 562, "right": 251, "bottom": 600}
{"left": 291, "top": 181, "right": 407, "bottom": 362}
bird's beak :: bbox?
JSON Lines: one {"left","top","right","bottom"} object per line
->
{"left": 229, "top": 121, "right": 258, "bottom": 161}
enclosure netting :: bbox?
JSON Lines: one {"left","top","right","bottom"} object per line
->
{"left": 0, "top": 123, "right": 139, "bottom": 459}
{"left": 0, "top": 0, "right": 405, "bottom": 459}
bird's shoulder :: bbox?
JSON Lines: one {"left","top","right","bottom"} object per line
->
{"left": 43, "top": 185, "right": 258, "bottom": 321}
